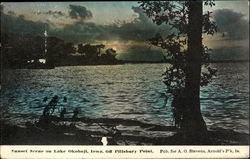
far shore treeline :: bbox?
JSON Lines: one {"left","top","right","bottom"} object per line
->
{"left": 1, "top": 33, "right": 248, "bottom": 69}
{"left": 1, "top": 33, "right": 123, "bottom": 69}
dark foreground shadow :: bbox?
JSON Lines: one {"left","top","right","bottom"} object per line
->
{"left": 1, "top": 118, "right": 249, "bottom": 145}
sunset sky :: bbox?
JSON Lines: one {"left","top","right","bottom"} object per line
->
{"left": 1, "top": 1, "right": 249, "bottom": 61}
{"left": 2, "top": 1, "right": 249, "bottom": 25}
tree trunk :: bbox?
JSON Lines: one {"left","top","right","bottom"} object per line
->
{"left": 181, "top": 0, "right": 207, "bottom": 133}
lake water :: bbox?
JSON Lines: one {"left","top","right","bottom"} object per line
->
{"left": 1, "top": 63, "right": 249, "bottom": 135}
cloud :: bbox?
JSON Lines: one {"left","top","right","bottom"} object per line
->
{"left": 69, "top": 5, "right": 92, "bottom": 21}
{"left": 7, "top": 10, "right": 15, "bottom": 16}
{"left": 213, "top": 9, "right": 249, "bottom": 40}
{"left": 131, "top": 6, "right": 151, "bottom": 23}
{"left": 50, "top": 21, "right": 106, "bottom": 43}
{"left": 1, "top": 4, "right": 170, "bottom": 43}
{"left": 35, "top": 10, "right": 66, "bottom": 18}
{"left": 50, "top": 6, "right": 170, "bottom": 43}
{"left": 1, "top": 12, "right": 47, "bottom": 37}
{"left": 109, "top": 6, "right": 170, "bottom": 41}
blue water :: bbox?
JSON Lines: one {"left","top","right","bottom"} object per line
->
{"left": 1, "top": 63, "right": 249, "bottom": 134}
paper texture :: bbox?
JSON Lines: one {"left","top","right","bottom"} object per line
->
{"left": 0, "top": 1, "right": 249, "bottom": 159}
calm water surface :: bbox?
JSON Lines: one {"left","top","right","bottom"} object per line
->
{"left": 1, "top": 63, "right": 249, "bottom": 134}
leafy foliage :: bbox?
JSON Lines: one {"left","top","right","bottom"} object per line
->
{"left": 139, "top": 0, "right": 217, "bottom": 94}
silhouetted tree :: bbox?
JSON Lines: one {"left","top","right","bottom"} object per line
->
{"left": 139, "top": 1, "right": 217, "bottom": 134}
{"left": 101, "top": 48, "right": 117, "bottom": 62}
{"left": 77, "top": 43, "right": 85, "bottom": 56}
{"left": 47, "top": 37, "right": 75, "bottom": 64}
{"left": 78, "top": 43, "right": 105, "bottom": 58}
{"left": 85, "top": 44, "right": 97, "bottom": 58}
{"left": 2, "top": 35, "right": 45, "bottom": 67}
{"left": 63, "top": 42, "right": 76, "bottom": 56}
{"left": 105, "top": 48, "right": 117, "bottom": 56}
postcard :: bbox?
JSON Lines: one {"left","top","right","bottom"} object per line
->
{"left": 0, "top": 1, "right": 249, "bottom": 158}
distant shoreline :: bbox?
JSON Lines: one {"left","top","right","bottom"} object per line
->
{"left": 2, "top": 59, "right": 249, "bottom": 69}
{"left": 56, "top": 59, "right": 250, "bottom": 67}
{"left": 119, "top": 59, "right": 250, "bottom": 64}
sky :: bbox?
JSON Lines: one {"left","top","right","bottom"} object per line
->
{"left": 2, "top": 1, "right": 249, "bottom": 25}
{"left": 2, "top": 2, "right": 139, "bottom": 25}
{"left": 1, "top": 1, "right": 249, "bottom": 61}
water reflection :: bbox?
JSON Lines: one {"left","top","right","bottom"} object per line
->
{"left": 1, "top": 63, "right": 249, "bottom": 134}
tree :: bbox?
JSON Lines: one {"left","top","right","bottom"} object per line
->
{"left": 47, "top": 37, "right": 75, "bottom": 64}
{"left": 63, "top": 42, "right": 76, "bottom": 56}
{"left": 105, "top": 48, "right": 117, "bottom": 59}
{"left": 139, "top": 1, "right": 217, "bottom": 134}
{"left": 77, "top": 43, "right": 85, "bottom": 56}
{"left": 77, "top": 43, "right": 105, "bottom": 58}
